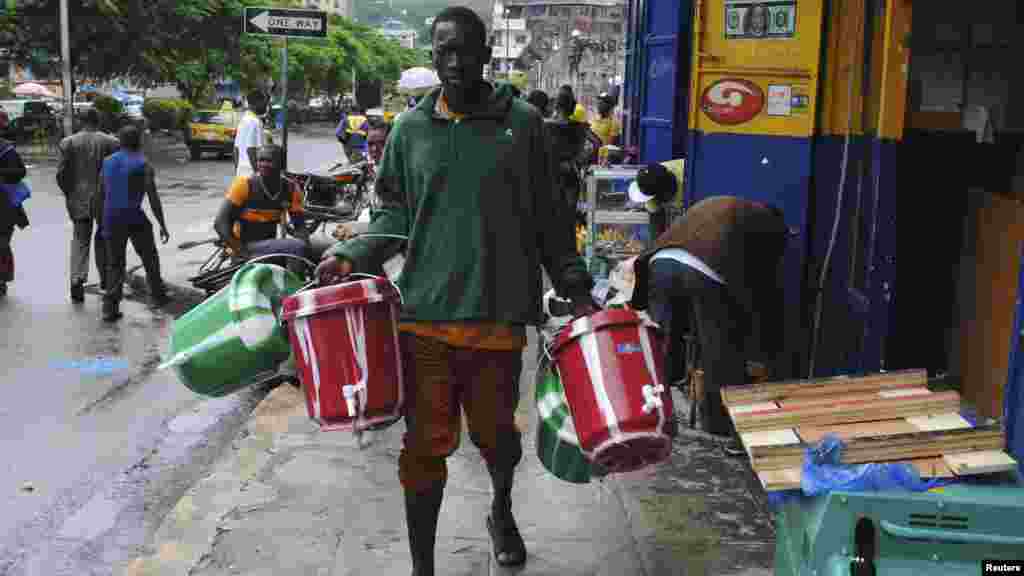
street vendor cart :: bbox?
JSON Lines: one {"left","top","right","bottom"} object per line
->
{"left": 580, "top": 166, "right": 650, "bottom": 296}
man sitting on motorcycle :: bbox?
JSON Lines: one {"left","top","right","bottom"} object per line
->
{"left": 214, "top": 145, "right": 311, "bottom": 267}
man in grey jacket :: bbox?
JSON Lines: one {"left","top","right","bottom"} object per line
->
{"left": 58, "top": 108, "right": 119, "bottom": 302}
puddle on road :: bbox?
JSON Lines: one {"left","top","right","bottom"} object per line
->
{"left": 77, "top": 351, "right": 163, "bottom": 415}
{"left": 51, "top": 357, "right": 131, "bottom": 376}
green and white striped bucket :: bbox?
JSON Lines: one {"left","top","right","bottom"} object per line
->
{"left": 536, "top": 363, "right": 592, "bottom": 484}
{"left": 162, "top": 263, "right": 304, "bottom": 397}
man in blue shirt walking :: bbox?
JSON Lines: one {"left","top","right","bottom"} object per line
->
{"left": 99, "top": 125, "right": 170, "bottom": 322}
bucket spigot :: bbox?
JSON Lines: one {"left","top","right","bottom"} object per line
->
{"left": 641, "top": 383, "right": 665, "bottom": 414}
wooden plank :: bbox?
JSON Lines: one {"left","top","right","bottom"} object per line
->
{"left": 953, "top": 191, "right": 1024, "bottom": 419}
{"left": 907, "top": 413, "right": 972, "bottom": 432}
{"left": 750, "top": 425, "right": 1003, "bottom": 472}
{"left": 740, "top": 429, "right": 801, "bottom": 450}
{"left": 731, "top": 391, "right": 961, "bottom": 433}
{"left": 759, "top": 457, "right": 956, "bottom": 492}
{"left": 944, "top": 451, "right": 1018, "bottom": 476}
{"left": 798, "top": 419, "right": 919, "bottom": 444}
{"left": 777, "top": 388, "right": 931, "bottom": 410}
{"left": 722, "top": 369, "right": 927, "bottom": 406}
{"left": 729, "top": 401, "right": 779, "bottom": 414}
{"left": 877, "top": 387, "right": 933, "bottom": 399}
{"left": 910, "top": 458, "right": 956, "bottom": 479}
{"left": 757, "top": 468, "right": 802, "bottom": 492}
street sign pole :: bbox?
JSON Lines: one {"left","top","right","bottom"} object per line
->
{"left": 281, "top": 37, "right": 288, "bottom": 173}
{"left": 243, "top": 6, "right": 328, "bottom": 173}
{"left": 59, "top": 0, "right": 73, "bottom": 138}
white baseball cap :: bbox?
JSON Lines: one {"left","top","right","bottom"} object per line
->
{"left": 628, "top": 180, "right": 654, "bottom": 203}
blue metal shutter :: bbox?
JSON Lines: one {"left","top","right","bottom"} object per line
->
{"left": 637, "top": 0, "right": 691, "bottom": 163}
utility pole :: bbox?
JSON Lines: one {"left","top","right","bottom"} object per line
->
{"left": 59, "top": 0, "right": 73, "bottom": 137}
{"left": 280, "top": 37, "right": 288, "bottom": 173}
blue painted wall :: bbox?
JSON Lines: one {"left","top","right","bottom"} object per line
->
{"left": 806, "top": 135, "right": 899, "bottom": 377}
{"left": 685, "top": 131, "right": 812, "bottom": 377}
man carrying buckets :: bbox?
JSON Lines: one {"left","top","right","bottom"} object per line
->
{"left": 630, "top": 196, "right": 789, "bottom": 438}
{"left": 316, "top": 6, "right": 595, "bottom": 574}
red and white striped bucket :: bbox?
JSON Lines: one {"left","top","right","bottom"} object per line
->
{"left": 551, "top": 309, "right": 673, "bottom": 473}
{"left": 281, "top": 276, "right": 404, "bottom": 434}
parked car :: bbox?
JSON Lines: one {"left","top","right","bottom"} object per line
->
{"left": 184, "top": 105, "right": 273, "bottom": 161}
{"left": 0, "top": 100, "right": 22, "bottom": 139}
{"left": 120, "top": 100, "right": 146, "bottom": 129}
{"left": 3, "top": 100, "right": 59, "bottom": 141}
{"left": 184, "top": 109, "right": 239, "bottom": 161}
{"left": 308, "top": 96, "right": 334, "bottom": 121}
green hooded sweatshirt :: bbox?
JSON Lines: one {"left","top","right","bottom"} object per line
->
{"left": 326, "top": 82, "right": 592, "bottom": 325}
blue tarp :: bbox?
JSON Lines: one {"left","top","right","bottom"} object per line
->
{"left": 766, "top": 434, "right": 954, "bottom": 509}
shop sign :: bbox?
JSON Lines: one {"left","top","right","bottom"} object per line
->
{"left": 767, "top": 84, "right": 792, "bottom": 116}
{"left": 725, "top": 1, "right": 797, "bottom": 39}
{"left": 701, "top": 79, "right": 765, "bottom": 125}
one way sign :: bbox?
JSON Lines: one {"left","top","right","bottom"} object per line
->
{"left": 244, "top": 7, "right": 327, "bottom": 39}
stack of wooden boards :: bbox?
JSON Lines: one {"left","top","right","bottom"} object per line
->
{"left": 721, "top": 369, "right": 1019, "bottom": 492}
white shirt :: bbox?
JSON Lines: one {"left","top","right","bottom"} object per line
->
{"left": 649, "top": 247, "right": 726, "bottom": 285}
{"left": 234, "top": 111, "right": 265, "bottom": 177}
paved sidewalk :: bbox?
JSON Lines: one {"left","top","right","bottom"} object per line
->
{"left": 122, "top": 325, "right": 775, "bottom": 576}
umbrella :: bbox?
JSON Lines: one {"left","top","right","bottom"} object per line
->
{"left": 14, "top": 82, "right": 56, "bottom": 98}
{"left": 397, "top": 67, "right": 440, "bottom": 93}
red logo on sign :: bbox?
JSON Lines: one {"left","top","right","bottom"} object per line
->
{"left": 701, "top": 79, "right": 765, "bottom": 125}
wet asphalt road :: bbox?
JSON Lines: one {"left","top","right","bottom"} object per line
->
{"left": 0, "top": 123, "right": 343, "bottom": 575}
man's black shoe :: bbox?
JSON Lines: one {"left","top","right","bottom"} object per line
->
{"left": 150, "top": 292, "right": 171, "bottom": 307}
{"left": 70, "top": 282, "right": 85, "bottom": 303}
{"left": 102, "top": 300, "right": 123, "bottom": 322}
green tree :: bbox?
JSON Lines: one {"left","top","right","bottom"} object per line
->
{"left": 0, "top": 0, "right": 426, "bottom": 106}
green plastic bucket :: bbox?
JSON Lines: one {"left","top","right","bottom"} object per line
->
{"left": 161, "top": 263, "right": 304, "bottom": 397}
{"left": 536, "top": 363, "right": 592, "bottom": 484}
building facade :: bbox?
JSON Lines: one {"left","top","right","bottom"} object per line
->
{"left": 491, "top": 3, "right": 530, "bottom": 78}
{"left": 305, "top": 0, "right": 352, "bottom": 19}
{"left": 501, "top": 0, "right": 626, "bottom": 107}
{"left": 377, "top": 18, "right": 417, "bottom": 49}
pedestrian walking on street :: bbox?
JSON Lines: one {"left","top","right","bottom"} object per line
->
{"left": 316, "top": 7, "right": 595, "bottom": 574}
{"left": 234, "top": 90, "right": 268, "bottom": 178}
{"left": 98, "top": 125, "right": 170, "bottom": 322}
{"left": 0, "top": 110, "right": 29, "bottom": 298}
{"left": 57, "top": 107, "right": 119, "bottom": 303}
{"left": 630, "top": 196, "right": 788, "bottom": 437}
{"left": 546, "top": 89, "right": 598, "bottom": 228}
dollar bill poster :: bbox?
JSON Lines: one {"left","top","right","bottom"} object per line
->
{"left": 725, "top": 1, "right": 797, "bottom": 39}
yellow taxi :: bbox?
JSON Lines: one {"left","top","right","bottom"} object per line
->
{"left": 184, "top": 101, "right": 274, "bottom": 161}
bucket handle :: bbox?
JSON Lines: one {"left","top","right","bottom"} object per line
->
{"left": 297, "top": 271, "right": 405, "bottom": 306}
{"left": 243, "top": 253, "right": 318, "bottom": 272}
{"left": 542, "top": 310, "right": 603, "bottom": 364}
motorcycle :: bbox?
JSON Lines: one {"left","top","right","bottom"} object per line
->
{"left": 284, "top": 159, "right": 374, "bottom": 236}
{"left": 179, "top": 234, "right": 329, "bottom": 296}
